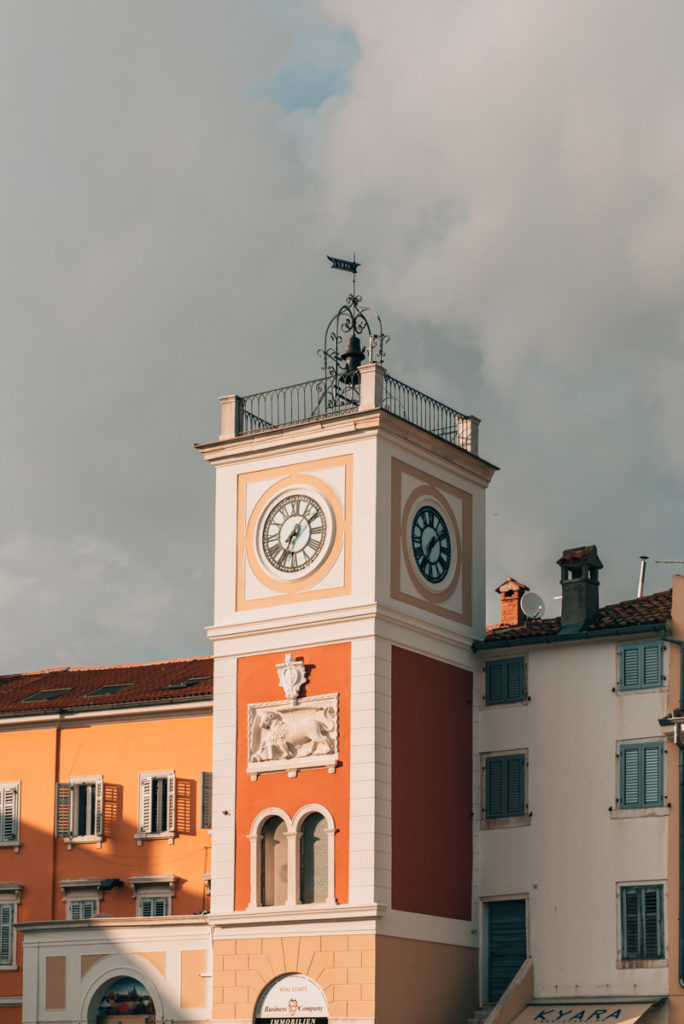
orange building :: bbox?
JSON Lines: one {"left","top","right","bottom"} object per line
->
{"left": 3, "top": 290, "right": 496, "bottom": 1024}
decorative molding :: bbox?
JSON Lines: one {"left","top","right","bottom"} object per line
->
{"left": 247, "top": 694, "right": 339, "bottom": 779}
{"left": 276, "top": 653, "right": 307, "bottom": 701}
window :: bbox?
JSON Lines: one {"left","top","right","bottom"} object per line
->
{"left": 55, "top": 777, "right": 103, "bottom": 843}
{"left": 139, "top": 896, "right": 170, "bottom": 917}
{"left": 249, "top": 806, "right": 336, "bottom": 909}
{"left": 485, "top": 753, "right": 526, "bottom": 819}
{"left": 0, "top": 883, "right": 21, "bottom": 969}
{"left": 0, "top": 783, "right": 20, "bottom": 848}
{"left": 69, "top": 899, "right": 97, "bottom": 921}
{"left": 0, "top": 903, "right": 15, "bottom": 967}
{"left": 620, "top": 641, "right": 663, "bottom": 691}
{"left": 261, "top": 816, "right": 288, "bottom": 907}
{"left": 129, "top": 875, "right": 176, "bottom": 917}
{"left": 137, "top": 772, "right": 175, "bottom": 841}
{"left": 300, "top": 813, "right": 328, "bottom": 905}
{"left": 201, "top": 771, "right": 212, "bottom": 829}
{"left": 620, "top": 885, "right": 664, "bottom": 961}
{"left": 619, "top": 742, "right": 664, "bottom": 809}
{"left": 486, "top": 658, "right": 525, "bottom": 705}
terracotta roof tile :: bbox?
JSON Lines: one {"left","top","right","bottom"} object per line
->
{"left": 484, "top": 589, "right": 672, "bottom": 643}
{"left": 0, "top": 656, "right": 213, "bottom": 717}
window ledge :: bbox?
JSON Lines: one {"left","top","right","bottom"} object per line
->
{"left": 0, "top": 842, "right": 20, "bottom": 854}
{"left": 134, "top": 831, "right": 175, "bottom": 846}
{"left": 617, "top": 958, "right": 667, "bottom": 969}
{"left": 484, "top": 699, "right": 528, "bottom": 708}
{"left": 611, "top": 807, "right": 669, "bottom": 819}
{"left": 0, "top": 964, "right": 18, "bottom": 971}
{"left": 63, "top": 836, "right": 103, "bottom": 850}
{"left": 481, "top": 814, "right": 531, "bottom": 830}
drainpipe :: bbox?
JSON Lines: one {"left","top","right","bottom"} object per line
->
{"left": 676, "top": 720, "right": 684, "bottom": 988}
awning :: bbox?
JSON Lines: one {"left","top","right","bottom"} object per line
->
{"left": 511, "top": 1004, "right": 655, "bottom": 1024}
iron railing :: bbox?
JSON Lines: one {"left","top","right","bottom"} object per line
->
{"left": 236, "top": 372, "right": 478, "bottom": 454}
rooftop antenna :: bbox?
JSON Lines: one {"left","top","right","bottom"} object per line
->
{"left": 637, "top": 555, "right": 648, "bottom": 598}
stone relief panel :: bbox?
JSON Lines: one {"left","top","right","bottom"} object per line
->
{"left": 247, "top": 694, "right": 339, "bottom": 780}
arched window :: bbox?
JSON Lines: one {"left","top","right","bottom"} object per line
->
{"left": 300, "top": 812, "right": 328, "bottom": 905}
{"left": 261, "top": 816, "right": 288, "bottom": 907}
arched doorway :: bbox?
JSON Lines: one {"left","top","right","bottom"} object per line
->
{"left": 94, "top": 976, "right": 156, "bottom": 1021}
{"left": 255, "top": 973, "right": 328, "bottom": 1024}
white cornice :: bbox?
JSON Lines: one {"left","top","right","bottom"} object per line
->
{"left": 208, "top": 604, "right": 478, "bottom": 662}
{"left": 209, "top": 903, "right": 384, "bottom": 935}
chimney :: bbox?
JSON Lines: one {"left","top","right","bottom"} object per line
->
{"left": 495, "top": 577, "right": 529, "bottom": 627}
{"left": 557, "top": 544, "right": 603, "bottom": 631}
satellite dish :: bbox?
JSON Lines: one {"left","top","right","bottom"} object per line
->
{"left": 521, "top": 591, "right": 545, "bottom": 620}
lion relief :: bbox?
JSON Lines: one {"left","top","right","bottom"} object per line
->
{"left": 251, "top": 703, "right": 336, "bottom": 763}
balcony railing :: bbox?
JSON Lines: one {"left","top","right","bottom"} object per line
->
{"left": 226, "top": 368, "right": 479, "bottom": 454}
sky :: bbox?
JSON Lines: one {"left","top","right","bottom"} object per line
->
{"left": 2, "top": 0, "right": 684, "bottom": 673}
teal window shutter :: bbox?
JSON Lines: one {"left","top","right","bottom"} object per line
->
{"left": 486, "top": 658, "right": 525, "bottom": 705}
{"left": 486, "top": 754, "right": 526, "bottom": 818}
{"left": 621, "top": 885, "right": 664, "bottom": 960}
{"left": 0, "top": 903, "right": 14, "bottom": 966}
{"left": 619, "top": 742, "right": 664, "bottom": 809}
{"left": 620, "top": 642, "right": 663, "bottom": 691}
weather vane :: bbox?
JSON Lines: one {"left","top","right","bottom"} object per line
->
{"left": 327, "top": 253, "right": 361, "bottom": 296}
{"left": 320, "top": 253, "right": 388, "bottom": 387}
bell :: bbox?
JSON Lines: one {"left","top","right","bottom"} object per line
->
{"left": 340, "top": 334, "right": 365, "bottom": 378}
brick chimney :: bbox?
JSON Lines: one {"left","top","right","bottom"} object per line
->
{"left": 557, "top": 544, "right": 603, "bottom": 631}
{"left": 495, "top": 577, "right": 529, "bottom": 627}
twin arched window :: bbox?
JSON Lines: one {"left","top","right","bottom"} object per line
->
{"left": 251, "top": 806, "right": 334, "bottom": 908}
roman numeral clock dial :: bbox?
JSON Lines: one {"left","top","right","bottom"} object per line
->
{"left": 261, "top": 494, "right": 328, "bottom": 574}
{"left": 411, "top": 505, "right": 451, "bottom": 583}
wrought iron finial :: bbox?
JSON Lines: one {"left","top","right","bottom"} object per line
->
{"left": 321, "top": 253, "right": 389, "bottom": 396}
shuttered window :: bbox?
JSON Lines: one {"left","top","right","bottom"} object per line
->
{"left": 139, "top": 896, "right": 170, "bottom": 917}
{"left": 0, "top": 903, "right": 15, "bottom": 966}
{"left": 138, "top": 772, "right": 175, "bottom": 835}
{"left": 621, "top": 885, "right": 664, "bottom": 960}
{"left": 620, "top": 743, "right": 664, "bottom": 809}
{"left": 201, "top": 771, "right": 212, "bottom": 829}
{"left": 54, "top": 777, "right": 103, "bottom": 839}
{"left": 485, "top": 754, "right": 526, "bottom": 819}
{"left": 486, "top": 659, "right": 526, "bottom": 705}
{"left": 69, "top": 899, "right": 97, "bottom": 921}
{"left": 0, "top": 784, "right": 19, "bottom": 844}
{"left": 620, "top": 642, "right": 663, "bottom": 691}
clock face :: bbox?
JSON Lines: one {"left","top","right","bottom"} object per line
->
{"left": 261, "top": 493, "right": 328, "bottom": 574}
{"left": 411, "top": 505, "right": 451, "bottom": 582}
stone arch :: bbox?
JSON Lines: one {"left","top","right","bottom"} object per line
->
{"left": 80, "top": 963, "right": 165, "bottom": 1024}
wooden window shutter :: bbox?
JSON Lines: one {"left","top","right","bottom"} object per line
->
{"left": 1, "top": 785, "right": 19, "bottom": 843}
{"left": 139, "top": 775, "right": 152, "bottom": 833}
{"left": 486, "top": 659, "right": 525, "bottom": 705}
{"left": 201, "top": 772, "right": 212, "bottom": 829}
{"left": 166, "top": 773, "right": 176, "bottom": 832}
{"left": 643, "top": 745, "right": 664, "bottom": 807}
{"left": 621, "top": 887, "right": 641, "bottom": 959}
{"left": 55, "top": 783, "right": 72, "bottom": 838}
{"left": 506, "top": 754, "right": 525, "bottom": 816}
{"left": 643, "top": 886, "right": 663, "bottom": 958}
{"left": 486, "top": 758, "right": 505, "bottom": 818}
{"left": 486, "top": 662, "right": 506, "bottom": 704}
{"left": 94, "top": 776, "right": 104, "bottom": 837}
{"left": 643, "top": 643, "right": 662, "bottom": 688}
{"left": 0, "top": 903, "right": 14, "bottom": 965}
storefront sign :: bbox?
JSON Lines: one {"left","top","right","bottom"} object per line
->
{"left": 255, "top": 974, "right": 328, "bottom": 1023}
{"left": 513, "top": 1004, "right": 654, "bottom": 1024}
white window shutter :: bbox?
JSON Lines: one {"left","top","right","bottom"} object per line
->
{"left": 1, "top": 785, "right": 19, "bottom": 843}
{"left": 139, "top": 775, "right": 152, "bottom": 833}
{"left": 166, "top": 773, "right": 176, "bottom": 832}
{"left": 94, "top": 776, "right": 104, "bottom": 837}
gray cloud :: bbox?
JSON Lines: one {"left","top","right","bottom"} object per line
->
{"left": 2, "top": 1, "right": 683, "bottom": 671}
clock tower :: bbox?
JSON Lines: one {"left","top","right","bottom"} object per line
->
{"left": 198, "top": 281, "right": 496, "bottom": 1024}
